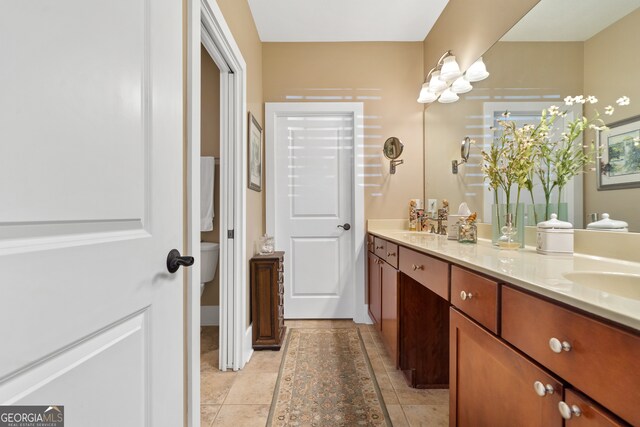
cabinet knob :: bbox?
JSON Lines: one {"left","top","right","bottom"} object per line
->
{"left": 376, "top": 245, "right": 384, "bottom": 249}
{"left": 558, "top": 401, "right": 582, "bottom": 419}
{"left": 549, "top": 337, "right": 572, "bottom": 353}
{"left": 533, "top": 381, "right": 555, "bottom": 397}
{"left": 460, "top": 291, "right": 473, "bottom": 301}
{"left": 387, "top": 252, "right": 396, "bottom": 257}
{"left": 411, "top": 264, "right": 424, "bottom": 271}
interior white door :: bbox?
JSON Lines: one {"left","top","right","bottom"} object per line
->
{"left": 272, "top": 109, "right": 355, "bottom": 319}
{"left": 0, "top": 0, "right": 183, "bottom": 426}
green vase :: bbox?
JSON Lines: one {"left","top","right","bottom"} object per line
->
{"left": 526, "top": 203, "right": 569, "bottom": 226}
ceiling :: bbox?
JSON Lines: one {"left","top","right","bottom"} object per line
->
{"left": 247, "top": 0, "right": 449, "bottom": 42}
{"left": 502, "top": 0, "right": 640, "bottom": 42}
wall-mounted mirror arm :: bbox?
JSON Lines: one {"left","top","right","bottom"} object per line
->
{"left": 390, "top": 159, "right": 404, "bottom": 174}
{"left": 452, "top": 137, "right": 472, "bottom": 174}
{"left": 383, "top": 137, "right": 404, "bottom": 175}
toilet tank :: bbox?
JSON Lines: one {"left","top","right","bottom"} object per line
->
{"left": 200, "top": 242, "right": 220, "bottom": 283}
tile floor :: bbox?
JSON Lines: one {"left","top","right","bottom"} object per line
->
{"left": 200, "top": 321, "right": 449, "bottom": 426}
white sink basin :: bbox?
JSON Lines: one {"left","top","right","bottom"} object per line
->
{"left": 563, "top": 271, "right": 640, "bottom": 300}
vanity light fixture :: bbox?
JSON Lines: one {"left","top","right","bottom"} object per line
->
{"left": 439, "top": 55, "right": 462, "bottom": 81}
{"left": 438, "top": 88, "right": 459, "bottom": 104}
{"left": 417, "top": 51, "right": 489, "bottom": 104}
{"left": 428, "top": 71, "right": 448, "bottom": 93}
{"left": 417, "top": 83, "right": 438, "bottom": 103}
{"left": 465, "top": 57, "right": 490, "bottom": 82}
{"left": 451, "top": 76, "right": 473, "bottom": 94}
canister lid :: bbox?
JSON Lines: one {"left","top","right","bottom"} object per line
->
{"left": 586, "top": 213, "right": 628, "bottom": 230}
{"left": 537, "top": 214, "right": 573, "bottom": 230}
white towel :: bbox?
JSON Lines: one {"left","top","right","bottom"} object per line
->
{"left": 200, "top": 157, "right": 215, "bottom": 232}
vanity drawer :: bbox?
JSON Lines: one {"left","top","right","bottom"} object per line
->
{"left": 399, "top": 247, "right": 449, "bottom": 300}
{"left": 384, "top": 242, "right": 399, "bottom": 269}
{"left": 367, "top": 234, "right": 375, "bottom": 253}
{"left": 561, "top": 390, "right": 626, "bottom": 427}
{"left": 451, "top": 266, "right": 499, "bottom": 334}
{"left": 374, "top": 237, "right": 387, "bottom": 259}
{"left": 501, "top": 286, "right": 640, "bottom": 426}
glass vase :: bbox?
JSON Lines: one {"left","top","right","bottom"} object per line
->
{"left": 526, "top": 203, "right": 569, "bottom": 225}
{"left": 492, "top": 203, "right": 525, "bottom": 248}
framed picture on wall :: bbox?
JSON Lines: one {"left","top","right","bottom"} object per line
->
{"left": 597, "top": 115, "right": 640, "bottom": 190}
{"left": 248, "top": 112, "right": 263, "bottom": 192}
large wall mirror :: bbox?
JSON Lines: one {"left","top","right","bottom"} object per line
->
{"left": 424, "top": 0, "right": 640, "bottom": 232}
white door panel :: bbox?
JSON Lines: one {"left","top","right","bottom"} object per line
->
{"left": 0, "top": 0, "right": 183, "bottom": 424}
{"left": 273, "top": 112, "right": 355, "bottom": 318}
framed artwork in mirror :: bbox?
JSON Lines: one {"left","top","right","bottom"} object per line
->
{"left": 597, "top": 115, "right": 640, "bottom": 190}
{"left": 248, "top": 112, "right": 263, "bottom": 192}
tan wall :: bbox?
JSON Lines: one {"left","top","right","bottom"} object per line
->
{"left": 423, "top": 0, "right": 539, "bottom": 73}
{"left": 200, "top": 45, "right": 221, "bottom": 306}
{"left": 583, "top": 8, "right": 640, "bottom": 232}
{"left": 424, "top": 41, "right": 584, "bottom": 218}
{"left": 215, "top": 0, "right": 264, "bottom": 325}
{"left": 262, "top": 42, "right": 425, "bottom": 219}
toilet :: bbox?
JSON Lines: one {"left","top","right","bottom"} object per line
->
{"left": 200, "top": 242, "right": 220, "bottom": 296}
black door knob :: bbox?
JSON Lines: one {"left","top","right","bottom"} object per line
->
{"left": 167, "top": 249, "right": 195, "bottom": 273}
{"left": 337, "top": 223, "right": 351, "bottom": 231}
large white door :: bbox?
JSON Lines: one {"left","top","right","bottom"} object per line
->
{"left": 269, "top": 104, "right": 361, "bottom": 319}
{"left": 0, "top": 0, "right": 183, "bottom": 426}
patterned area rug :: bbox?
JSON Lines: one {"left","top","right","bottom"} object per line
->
{"left": 267, "top": 328, "right": 391, "bottom": 426}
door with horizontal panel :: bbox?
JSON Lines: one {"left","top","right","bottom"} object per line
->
{"left": 268, "top": 103, "right": 361, "bottom": 319}
{"left": 0, "top": 1, "right": 183, "bottom": 425}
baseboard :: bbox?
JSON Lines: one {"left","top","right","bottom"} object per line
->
{"left": 200, "top": 305, "right": 219, "bottom": 326}
{"left": 243, "top": 324, "right": 253, "bottom": 368}
{"left": 354, "top": 304, "right": 374, "bottom": 324}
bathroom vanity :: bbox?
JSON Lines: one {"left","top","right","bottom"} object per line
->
{"left": 366, "top": 228, "right": 639, "bottom": 426}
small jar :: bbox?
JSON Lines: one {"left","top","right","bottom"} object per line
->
{"left": 458, "top": 221, "right": 477, "bottom": 244}
{"left": 258, "top": 234, "right": 274, "bottom": 254}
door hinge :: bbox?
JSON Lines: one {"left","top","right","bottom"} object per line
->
{"left": 227, "top": 229, "right": 234, "bottom": 239}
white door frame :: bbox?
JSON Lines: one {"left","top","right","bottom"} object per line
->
{"left": 265, "top": 102, "right": 369, "bottom": 324}
{"left": 187, "top": 0, "right": 248, "bottom": 426}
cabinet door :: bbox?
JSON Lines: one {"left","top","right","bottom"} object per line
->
{"left": 367, "top": 252, "right": 382, "bottom": 328}
{"left": 381, "top": 261, "right": 398, "bottom": 366}
{"left": 450, "top": 308, "right": 563, "bottom": 427}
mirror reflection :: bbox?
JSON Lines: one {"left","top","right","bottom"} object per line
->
{"left": 424, "top": 0, "right": 640, "bottom": 232}
{"left": 383, "top": 137, "right": 404, "bottom": 160}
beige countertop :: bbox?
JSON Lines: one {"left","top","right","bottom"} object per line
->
{"left": 368, "top": 227, "right": 640, "bottom": 331}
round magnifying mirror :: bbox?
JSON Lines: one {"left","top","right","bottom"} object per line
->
{"left": 383, "top": 137, "right": 404, "bottom": 160}
{"left": 460, "top": 137, "right": 471, "bottom": 162}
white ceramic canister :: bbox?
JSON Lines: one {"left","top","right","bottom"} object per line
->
{"left": 586, "top": 213, "right": 629, "bottom": 232}
{"left": 536, "top": 214, "right": 574, "bottom": 255}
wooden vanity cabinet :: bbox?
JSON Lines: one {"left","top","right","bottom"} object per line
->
{"left": 367, "top": 251, "right": 382, "bottom": 329}
{"left": 450, "top": 308, "right": 563, "bottom": 427}
{"left": 399, "top": 273, "right": 449, "bottom": 388}
{"left": 380, "top": 260, "right": 399, "bottom": 365}
{"left": 502, "top": 286, "right": 639, "bottom": 426}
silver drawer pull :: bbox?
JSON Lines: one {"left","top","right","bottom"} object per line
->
{"left": 387, "top": 252, "right": 396, "bottom": 257}
{"left": 558, "top": 401, "right": 582, "bottom": 419}
{"left": 533, "top": 381, "right": 555, "bottom": 397}
{"left": 549, "top": 337, "right": 572, "bottom": 353}
{"left": 460, "top": 291, "right": 473, "bottom": 301}
{"left": 411, "top": 264, "right": 424, "bottom": 271}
